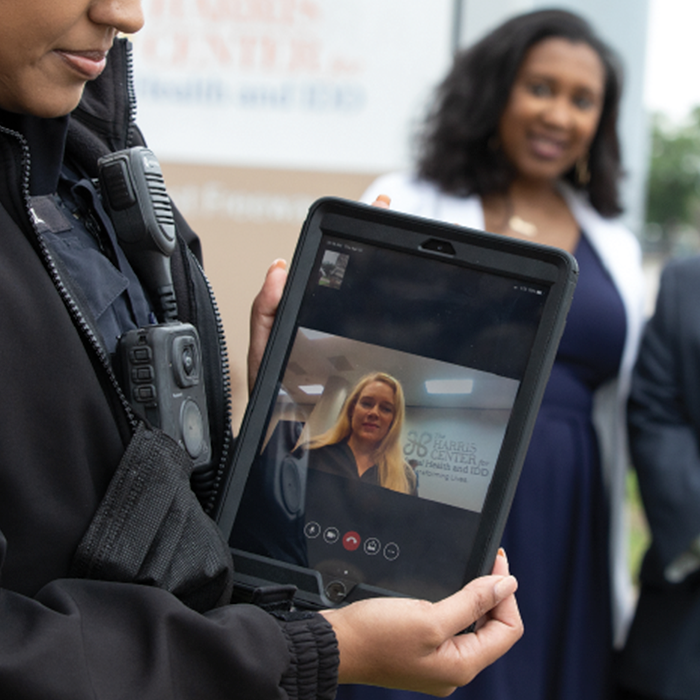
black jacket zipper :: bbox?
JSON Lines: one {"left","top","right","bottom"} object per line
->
{"left": 3, "top": 42, "right": 234, "bottom": 514}
{"left": 3, "top": 122, "right": 140, "bottom": 432}
{"left": 190, "top": 253, "right": 234, "bottom": 514}
{"left": 122, "top": 44, "right": 234, "bottom": 508}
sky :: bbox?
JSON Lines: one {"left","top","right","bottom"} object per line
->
{"left": 645, "top": 0, "right": 700, "bottom": 122}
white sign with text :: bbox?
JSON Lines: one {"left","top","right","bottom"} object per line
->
{"left": 132, "top": 0, "right": 455, "bottom": 171}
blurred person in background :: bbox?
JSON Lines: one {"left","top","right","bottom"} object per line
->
{"left": 341, "top": 9, "right": 645, "bottom": 700}
{"left": 616, "top": 256, "right": 700, "bottom": 700}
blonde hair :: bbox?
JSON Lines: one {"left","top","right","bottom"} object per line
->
{"left": 308, "top": 372, "right": 413, "bottom": 494}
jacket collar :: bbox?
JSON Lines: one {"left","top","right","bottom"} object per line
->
{"left": 67, "top": 37, "right": 135, "bottom": 179}
{"left": 0, "top": 37, "right": 135, "bottom": 220}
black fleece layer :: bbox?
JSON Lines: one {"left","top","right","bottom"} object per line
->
{"left": 0, "top": 38, "right": 338, "bottom": 700}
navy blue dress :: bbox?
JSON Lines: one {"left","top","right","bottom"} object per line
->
{"left": 335, "top": 234, "right": 627, "bottom": 700}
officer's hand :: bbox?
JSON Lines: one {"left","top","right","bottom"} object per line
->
{"left": 321, "top": 549, "right": 522, "bottom": 697}
{"left": 248, "top": 258, "right": 287, "bottom": 393}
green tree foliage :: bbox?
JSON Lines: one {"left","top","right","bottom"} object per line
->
{"left": 646, "top": 108, "right": 700, "bottom": 252}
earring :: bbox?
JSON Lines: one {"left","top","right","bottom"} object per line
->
{"left": 576, "top": 154, "right": 590, "bottom": 186}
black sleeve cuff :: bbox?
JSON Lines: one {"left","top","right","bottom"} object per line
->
{"left": 273, "top": 611, "right": 339, "bottom": 700}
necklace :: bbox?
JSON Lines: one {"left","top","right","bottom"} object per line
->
{"left": 508, "top": 215, "right": 538, "bottom": 237}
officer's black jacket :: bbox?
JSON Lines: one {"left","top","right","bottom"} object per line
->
{"left": 0, "top": 38, "right": 338, "bottom": 700}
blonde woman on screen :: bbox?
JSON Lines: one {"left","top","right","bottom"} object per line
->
{"left": 307, "top": 372, "right": 416, "bottom": 495}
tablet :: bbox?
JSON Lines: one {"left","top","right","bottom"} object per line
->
{"left": 215, "top": 197, "right": 577, "bottom": 609}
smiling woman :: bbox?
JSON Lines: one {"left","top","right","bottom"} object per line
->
{"left": 492, "top": 37, "right": 605, "bottom": 251}
{"left": 0, "top": 0, "right": 143, "bottom": 117}
{"left": 351, "top": 8, "right": 647, "bottom": 700}
{"left": 307, "top": 372, "right": 416, "bottom": 495}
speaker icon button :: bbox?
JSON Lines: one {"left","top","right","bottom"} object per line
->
{"left": 364, "top": 537, "right": 381, "bottom": 555}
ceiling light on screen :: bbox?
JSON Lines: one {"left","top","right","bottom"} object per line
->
{"left": 299, "top": 384, "right": 325, "bottom": 395}
{"left": 425, "top": 379, "right": 474, "bottom": 395}
{"left": 299, "top": 328, "right": 332, "bottom": 341}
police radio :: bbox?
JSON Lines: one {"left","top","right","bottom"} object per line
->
{"left": 98, "top": 147, "right": 211, "bottom": 467}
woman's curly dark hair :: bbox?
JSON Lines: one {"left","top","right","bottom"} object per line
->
{"left": 416, "top": 9, "right": 624, "bottom": 217}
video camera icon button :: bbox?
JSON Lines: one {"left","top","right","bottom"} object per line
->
{"left": 383, "top": 542, "right": 400, "bottom": 561}
{"left": 342, "top": 531, "right": 361, "bottom": 551}
{"left": 323, "top": 527, "right": 340, "bottom": 544}
{"left": 304, "top": 521, "right": 321, "bottom": 539}
{"left": 364, "top": 537, "right": 381, "bottom": 556}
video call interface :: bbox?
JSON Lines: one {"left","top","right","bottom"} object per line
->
{"left": 230, "top": 234, "right": 549, "bottom": 603}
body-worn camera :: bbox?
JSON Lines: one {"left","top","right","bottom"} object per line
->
{"left": 99, "top": 147, "right": 212, "bottom": 468}
{"left": 118, "top": 323, "right": 211, "bottom": 468}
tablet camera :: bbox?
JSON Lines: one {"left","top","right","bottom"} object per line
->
{"left": 420, "top": 238, "right": 456, "bottom": 256}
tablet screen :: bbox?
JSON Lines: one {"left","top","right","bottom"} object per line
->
{"left": 229, "top": 231, "right": 549, "bottom": 603}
